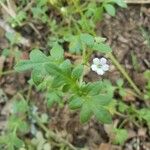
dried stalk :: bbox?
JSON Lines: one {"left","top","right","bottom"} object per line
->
{"left": 125, "top": 0, "right": 150, "bottom": 4}
{"left": 0, "top": 18, "right": 31, "bottom": 47}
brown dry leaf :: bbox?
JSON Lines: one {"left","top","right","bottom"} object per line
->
{"left": 133, "top": 73, "right": 147, "bottom": 88}
{"left": 99, "top": 143, "right": 111, "bottom": 150}
{"left": 138, "top": 128, "right": 147, "bottom": 137}
{"left": 4, "top": 85, "right": 16, "bottom": 96}
{"left": 111, "top": 145, "right": 122, "bottom": 150}
{"left": 1, "top": 100, "right": 14, "bottom": 116}
{"left": 127, "top": 129, "right": 136, "bottom": 139}
{"left": 144, "top": 142, "right": 150, "bottom": 149}
{"left": 122, "top": 89, "right": 136, "bottom": 102}
{"left": 99, "top": 143, "right": 122, "bottom": 150}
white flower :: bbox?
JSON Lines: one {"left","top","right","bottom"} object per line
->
{"left": 91, "top": 57, "right": 109, "bottom": 75}
{"left": 60, "top": 7, "right": 66, "bottom": 13}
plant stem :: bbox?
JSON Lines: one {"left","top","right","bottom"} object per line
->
{"left": 0, "top": 70, "right": 15, "bottom": 76}
{"left": 107, "top": 53, "right": 142, "bottom": 96}
{"left": 35, "top": 116, "right": 79, "bottom": 150}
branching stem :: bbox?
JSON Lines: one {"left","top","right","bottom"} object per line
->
{"left": 107, "top": 53, "right": 142, "bottom": 97}
{"left": 35, "top": 116, "right": 79, "bottom": 150}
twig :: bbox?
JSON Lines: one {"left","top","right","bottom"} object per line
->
{"left": 35, "top": 116, "right": 79, "bottom": 150}
{"left": 0, "top": 0, "right": 16, "bottom": 18}
{"left": 0, "top": 70, "right": 15, "bottom": 76}
{"left": 125, "top": 0, "right": 150, "bottom": 4}
{"left": 0, "top": 18, "right": 31, "bottom": 47}
{"left": 23, "top": 0, "right": 35, "bottom": 11}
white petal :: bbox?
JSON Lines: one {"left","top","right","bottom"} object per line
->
{"left": 91, "top": 64, "right": 98, "bottom": 71}
{"left": 93, "top": 58, "right": 100, "bottom": 65}
{"left": 96, "top": 68, "right": 104, "bottom": 75}
{"left": 99, "top": 57, "right": 107, "bottom": 65}
{"left": 102, "top": 64, "right": 109, "bottom": 71}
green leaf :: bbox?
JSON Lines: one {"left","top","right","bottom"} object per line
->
{"left": 8, "top": 116, "right": 28, "bottom": 133}
{"left": 51, "top": 76, "right": 65, "bottom": 88}
{"left": 116, "top": 79, "right": 124, "bottom": 87}
{"left": 138, "top": 108, "right": 150, "bottom": 125}
{"left": 72, "top": 65, "right": 84, "bottom": 80}
{"left": 80, "top": 33, "right": 94, "bottom": 46}
{"left": 69, "top": 97, "right": 83, "bottom": 109}
{"left": 45, "top": 63, "right": 63, "bottom": 76}
{"left": 80, "top": 101, "right": 92, "bottom": 123}
{"left": 60, "top": 59, "right": 72, "bottom": 74}
{"left": 93, "top": 106, "right": 112, "bottom": 123}
{"left": 30, "top": 49, "right": 48, "bottom": 62}
{"left": 37, "top": 0, "right": 48, "bottom": 6}
{"left": 118, "top": 102, "right": 128, "bottom": 113}
{"left": 86, "top": 81, "right": 103, "bottom": 95}
{"left": 113, "top": 128, "right": 128, "bottom": 145}
{"left": 31, "top": 69, "right": 45, "bottom": 85}
{"left": 104, "top": 4, "right": 116, "bottom": 16}
{"left": 93, "top": 94, "right": 112, "bottom": 106}
{"left": 13, "top": 99, "right": 28, "bottom": 113}
{"left": 15, "top": 50, "right": 49, "bottom": 72}
{"left": 69, "top": 36, "right": 82, "bottom": 54}
{"left": 92, "top": 43, "right": 112, "bottom": 53}
{"left": 111, "top": 0, "right": 127, "bottom": 8}
{"left": 45, "top": 63, "right": 76, "bottom": 89}
{"left": 144, "top": 70, "right": 150, "bottom": 79}
{"left": 15, "top": 60, "right": 34, "bottom": 72}
{"left": 51, "top": 42, "right": 64, "bottom": 60}
{"left": 47, "top": 91, "right": 62, "bottom": 107}
{"left": 0, "top": 133, "right": 24, "bottom": 150}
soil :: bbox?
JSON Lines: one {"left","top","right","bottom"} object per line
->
{"left": 0, "top": 3, "right": 150, "bottom": 150}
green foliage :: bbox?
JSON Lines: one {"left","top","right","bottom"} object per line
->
{"left": 5, "top": 32, "right": 20, "bottom": 45}
{"left": 102, "top": 0, "right": 127, "bottom": 17}
{"left": 104, "top": 4, "right": 116, "bottom": 16}
{"left": 111, "top": 0, "right": 127, "bottom": 8}
{"left": 15, "top": 42, "right": 113, "bottom": 124}
{"left": 0, "top": 133, "right": 24, "bottom": 150}
{"left": 116, "top": 79, "right": 126, "bottom": 97}
{"left": 113, "top": 128, "right": 128, "bottom": 145}
{"left": 31, "top": 0, "right": 48, "bottom": 23}
{"left": 138, "top": 108, "right": 150, "bottom": 126}
{"left": 9, "top": 11, "right": 27, "bottom": 27}
{"left": 65, "top": 33, "right": 112, "bottom": 54}
{"left": 51, "top": 42, "right": 64, "bottom": 60}
{"left": 118, "top": 101, "right": 129, "bottom": 113}
{"left": 0, "top": 99, "right": 29, "bottom": 149}
{"left": 46, "top": 91, "right": 63, "bottom": 107}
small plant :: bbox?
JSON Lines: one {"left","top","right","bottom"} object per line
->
{"left": 3, "top": 0, "right": 148, "bottom": 149}
{"left": 113, "top": 128, "right": 128, "bottom": 145}
{"left": 15, "top": 34, "right": 114, "bottom": 124}
{"left": 102, "top": 0, "right": 127, "bottom": 16}
{"left": 0, "top": 99, "right": 29, "bottom": 150}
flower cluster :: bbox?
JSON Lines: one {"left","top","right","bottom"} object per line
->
{"left": 91, "top": 57, "right": 109, "bottom": 75}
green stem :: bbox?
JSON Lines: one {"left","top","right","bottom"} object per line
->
{"left": 0, "top": 70, "right": 15, "bottom": 76}
{"left": 107, "top": 53, "right": 142, "bottom": 96}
